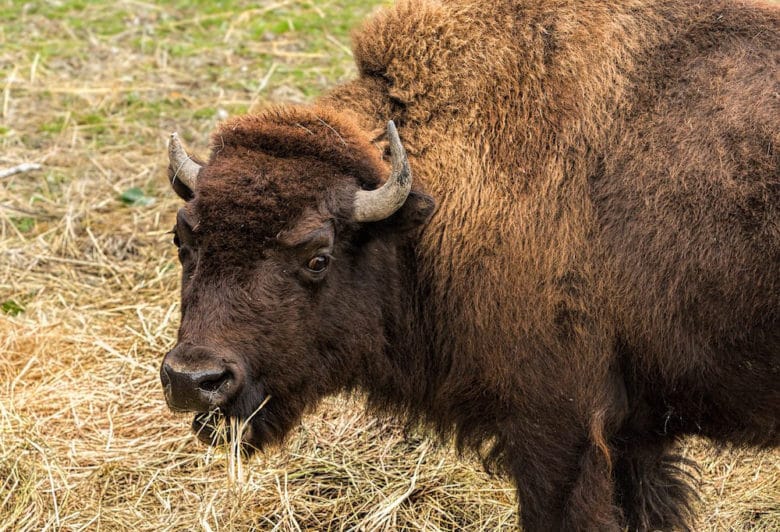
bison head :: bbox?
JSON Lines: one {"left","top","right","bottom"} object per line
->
{"left": 160, "top": 108, "right": 435, "bottom": 453}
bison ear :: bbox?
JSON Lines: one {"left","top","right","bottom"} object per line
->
{"left": 387, "top": 190, "right": 436, "bottom": 232}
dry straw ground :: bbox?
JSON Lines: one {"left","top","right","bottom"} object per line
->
{"left": 1, "top": 1, "right": 778, "bottom": 530}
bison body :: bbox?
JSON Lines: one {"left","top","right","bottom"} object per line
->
{"left": 161, "top": 1, "right": 780, "bottom": 529}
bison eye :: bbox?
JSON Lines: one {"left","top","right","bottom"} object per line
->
{"left": 306, "top": 255, "right": 330, "bottom": 273}
{"left": 172, "top": 229, "right": 181, "bottom": 248}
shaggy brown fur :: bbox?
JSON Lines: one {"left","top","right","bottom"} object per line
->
{"left": 162, "top": 1, "right": 780, "bottom": 530}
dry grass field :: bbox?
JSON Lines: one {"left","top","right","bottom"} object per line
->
{"left": 1, "top": 1, "right": 778, "bottom": 530}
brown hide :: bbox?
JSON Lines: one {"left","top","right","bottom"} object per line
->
{"left": 163, "top": 1, "right": 780, "bottom": 530}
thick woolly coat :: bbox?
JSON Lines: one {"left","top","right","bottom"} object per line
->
{"left": 318, "top": 0, "right": 780, "bottom": 499}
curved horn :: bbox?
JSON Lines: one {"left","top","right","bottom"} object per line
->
{"left": 352, "top": 121, "right": 412, "bottom": 222}
{"left": 168, "top": 132, "right": 202, "bottom": 190}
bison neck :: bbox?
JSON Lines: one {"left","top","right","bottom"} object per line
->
{"left": 354, "top": 239, "right": 538, "bottom": 458}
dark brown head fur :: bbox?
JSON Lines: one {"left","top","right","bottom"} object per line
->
{"left": 196, "top": 106, "right": 387, "bottom": 248}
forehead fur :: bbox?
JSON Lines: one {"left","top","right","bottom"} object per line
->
{"left": 193, "top": 106, "right": 387, "bottom": 250}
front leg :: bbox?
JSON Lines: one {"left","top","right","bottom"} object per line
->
{"left": 613, "top": 436, "right": 699, "bottom": 531}
{"left": 507, "top": 420, "right": 622, "bottom": 531}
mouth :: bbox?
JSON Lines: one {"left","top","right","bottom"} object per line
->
{"left": 191, "top": 410, "right": 236, "bottom": 446}
{"left": 189, "top": 395, "right": 273, "bottom": 455}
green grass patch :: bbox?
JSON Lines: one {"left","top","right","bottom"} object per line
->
{"left": 38, "top": 117, "right": 67, "bottom": 134}
{"left": 119, "top": 187, "right": 155, "bottom": 207}
{"left": 10, "top": 217, "right": 35, "bottom": 233}
{"left": 76, "top": 112, "right": 105, "bottom": 127}
{"left": 192, "top": 107, "right": 216, "bottom": 119}
{"left": 1, "top": 300, "right": 25, "bottom": 316}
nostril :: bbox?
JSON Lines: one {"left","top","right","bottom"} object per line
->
{"left": 199, "top": 378, "right": 221, "bottom": 393}
{"left": 196, "top": 370, "right": 232, "bottom": 395}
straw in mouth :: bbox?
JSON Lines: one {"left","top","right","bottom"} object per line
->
{"left": 190, "top": 395, "right": 272, "bottom": 453}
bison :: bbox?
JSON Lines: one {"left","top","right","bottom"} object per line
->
{"left": 159, "top": 0, "right": 780, "bottom": 530}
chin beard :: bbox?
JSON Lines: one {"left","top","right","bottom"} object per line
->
{"left": 189, "top": 384, "right": 306, "bottom": 456}
{"left": 191, "top": 410, "right": 254, "bottom": 454}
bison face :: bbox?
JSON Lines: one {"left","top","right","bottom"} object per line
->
{"left": 160, "top": 117, "right": 435, "bottom": 453}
